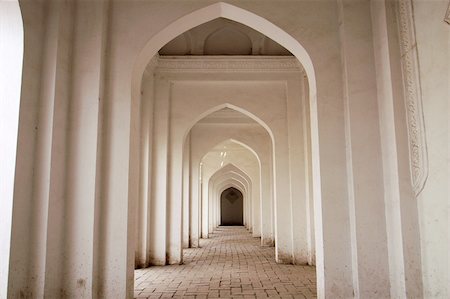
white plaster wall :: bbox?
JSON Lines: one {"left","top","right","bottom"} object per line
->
{"left": 0, "top": 2, "right": 23, "bottom": 297}
{"left": 7, "top": 1, "right": 46, "bottom": 296}
{"left": 99, "top": 1, "right": 356, "bottom": 296}
{"left": 7, "top": 0, "right": 435, "bottom": 297}
{"left": 413, "top": 1, "right": 449, "bottom": 297}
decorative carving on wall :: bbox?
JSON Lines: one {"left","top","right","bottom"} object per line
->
{"left": 396, "top": 0, "right": 428, "bottom": 196}
{"left": 155, "top": 56, "right": 303, "bottom": 73}
{"left": 445, "top": 1, "right": 450, "bottom": 24}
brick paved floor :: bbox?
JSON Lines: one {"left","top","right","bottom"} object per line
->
{"left": 135, "top": 226, "right": 317, "bottom": 298}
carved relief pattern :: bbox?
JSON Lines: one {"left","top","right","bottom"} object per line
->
{"left": 155, "top": 57, "right": 303, "bottom": 73}
{"left": 445, "top": 1, "right": 450, "bottom": 24}
{"left": 396, "top": 0, "right": 428, "bottom": 196}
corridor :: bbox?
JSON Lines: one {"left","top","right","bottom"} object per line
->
{"left": 134, "top": 227, "right": 317, "bottom": 298}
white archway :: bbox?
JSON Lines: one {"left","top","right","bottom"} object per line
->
{"left": 206, "top": 164, "right": 253, "bottom": 235}
{"left": 199, "top": 138, "right": 262, "bottom": 169}
{"left": 200, "top": 139, "right": 263, "bottom": 233}
{"left": 183, "top": 102, "right": 275, "bottom": 146}
{"left": 214, "top": 179, "right": 249, "bottom": 228}
{"left": 130, "top": 2, "right": 323, "bottom": 296}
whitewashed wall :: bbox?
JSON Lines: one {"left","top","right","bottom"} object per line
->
{"left": 4, "top": 0, "right": 443, "bottom": 298}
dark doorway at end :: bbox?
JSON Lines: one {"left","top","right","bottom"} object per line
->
{"left": 220, "top": 187, "right": 243, "bottom": 225}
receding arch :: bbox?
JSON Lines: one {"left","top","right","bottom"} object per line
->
{"left": 209, "top": 163, "right": 253, "bottom": 188}
{"left": 183, "top": 102, "right": 275, "bottom": 146}
{"left": 213, "top": 173, "right": 250, "bottom": 196}
{"left": 208, "top": 163, "right": 253, "bottom": 229}
{"left": 207, "top": 173, "right": 249, "bottom": 235}
{"left": 200, "top": 138, "right": 262, "bottom": 168}
{"left": 214, "top": 178, "right": 249, "bottom": 227}
{"left": 131, "top": 2, "right": 317, "bottom": 97}
{"left": 130, "top": 1, "right": 323, "bottom": 296}
{"left": 0, "top": 1, "right": 24, "bottom": 297}
{"left": 217, "top": 181, "right": 247, "bottom": 198}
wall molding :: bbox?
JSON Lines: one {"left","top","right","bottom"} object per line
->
{"left": 154, "top": 56, "right": 303, "bottom": 73}
{"left": 445, "top": 1, "right": 450, "bottom": 24}
{"left": 396, "top": 0, "right": 428, "bottom": 196}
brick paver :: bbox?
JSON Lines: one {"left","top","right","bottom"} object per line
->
{"left": 135, "top": 226, "right": 317, "bottom": 298}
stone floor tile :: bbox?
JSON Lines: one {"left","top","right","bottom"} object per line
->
{"left": 134, "top": 227, "right": 316, "bottom": 298}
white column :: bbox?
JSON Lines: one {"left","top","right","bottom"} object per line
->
{"left": 260, "top": 159, "right": 274, "bottom": 246}
{"left": 189, "top": 160, "right": 200, "bottom": 247}
{"left": 149, "top": 76, "right": 171, "bottom": 265}
{"left": 273, "top": 131, "right": 294, "bottom": 263}
{"left": 201, "top": 170, "right": 209, "bottom": 238}
{"left": 7, "top": 1, "right": 46, "bottom": 296}
{"left": 27, "top": 3, "right": 66, "bottom": 296}
{"left": 338, "top": 0, "right": 390, "bottom": 296}
{"left": 208, "top": 180, "right": 215, "bottom": 233}
{"left": 62, "top": 2, "right": 109, "bottom": 297}
{"left": 371, "top": 1, "right": 423, "bottom": 296}
{"left": 45, "top": 2, "right": 74, "bottom": 293}
{"left": 286, "top": 76, "right": 309, "bottom": 264}
{"left": 136, "top": 70, "right": 155, "bottom": 267}
{"left": 167, "top": 138, "right": 183, "bottom": 264}
{"left": 0, "top": 2, "right": 23, "bottom": 297}
{"left": 182, "top": 134, "right": 191, "bottom": 248}
{"left": 251, "top": 173, "right": 261, "bottom": 237}
{"left": 302, "top": 75, "right": 315, "bottom": 265}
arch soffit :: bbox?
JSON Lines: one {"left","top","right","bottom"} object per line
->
{"left": 199, "top": 138, "right": 262, "bottom": 168}
{"left": 212, "top": 174, "right": 249, "bottom": 194}
{"left": 211, "top": 171, "right": 250, "bottom": 191}
{"left": 212, "top": 177, "right": 251, "bottom": 204}
{"left": 210, "top": 168, "right": 251, "bottom": 196}
{"left": 132, "top": 2, "right": 317, "bottom": 98}
{"left": 209, "top": 178, "right": 247, "bottom": 204}
{"left": 208, "top": 163, "right": 252, "bottom": 186}
{"left": 216, "top": 180, "right": 247, "bottom": 199}
{"left": 204, "top": 162, "right": 255, "bottom": 188}
{"left": 210, "top": 171, "right": 250, "bottom": 195}
{"left": 183, "top": 103, "right": 274, "bottom": 147}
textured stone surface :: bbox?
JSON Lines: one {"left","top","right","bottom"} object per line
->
{"left": 135, "top": 227, "right": 316, "bottom": 298}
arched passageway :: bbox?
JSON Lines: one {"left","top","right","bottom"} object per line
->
{"left": 3, "top": 0, "right": 435, "bottom": 298}
{"left": 130, "top": 2, "right": 319, "bottom": 283}
{"left": 220, "top": 187, "right": 244, "bottom": 226}
{"left": 132, "top": 4, "right": 318, "bottom": 296}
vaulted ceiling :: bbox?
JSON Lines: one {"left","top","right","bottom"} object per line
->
{"left": 159, "top": 18, "right": 293, "bottom": 56}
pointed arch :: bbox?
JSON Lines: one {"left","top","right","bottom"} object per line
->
{"left": 183, "top": 102, "right": 275, "bottom": 145}
{"left": 130, "top": 2, "right": 323, "bottom": 296}
{"left": 131, "top": 2, "right": 317, "bottom": 100}
{"left": 200, "top": 138, "right": 262, "bottom": 169}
